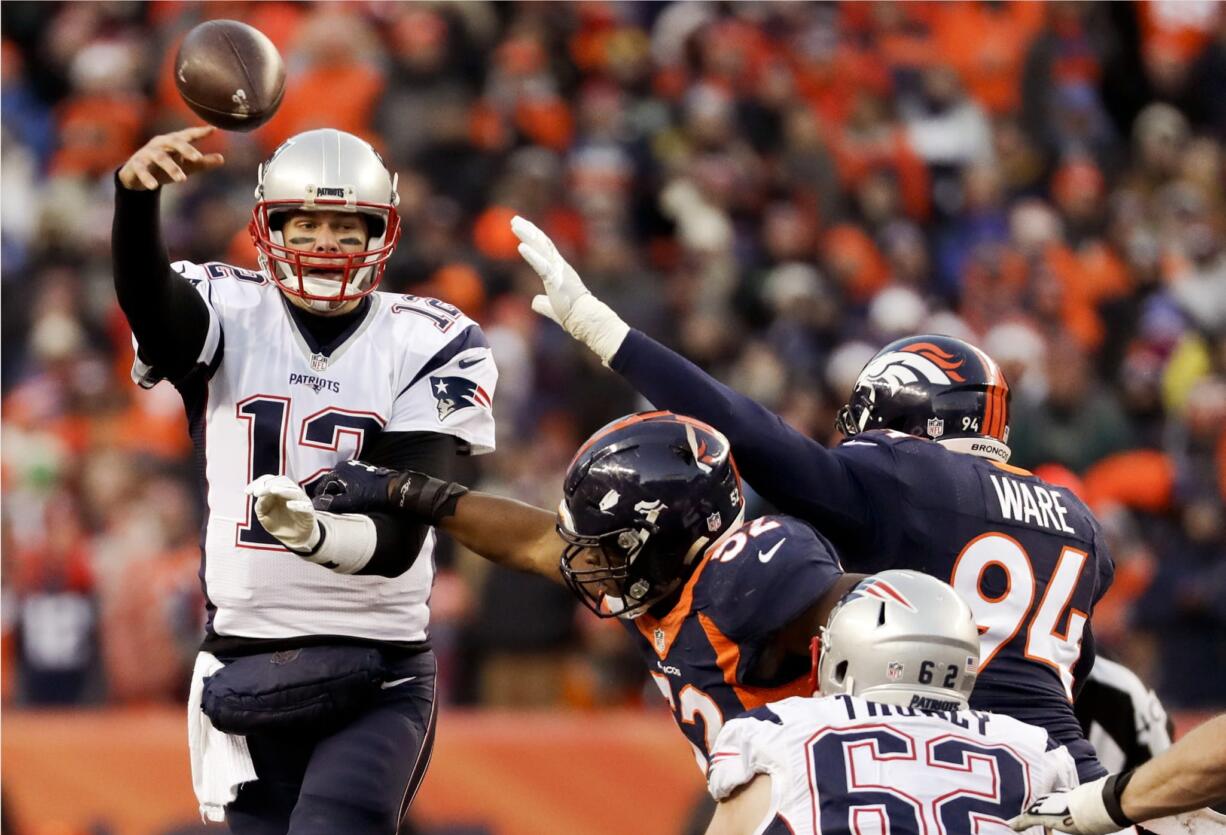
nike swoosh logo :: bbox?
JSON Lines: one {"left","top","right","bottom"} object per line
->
{"left": 380, "top": 676, "right": 417, "bottom": 689}
{"left": 758, "top": 539, "right": 787, "bottom": 563}
{"left": 457, "top": 356, "right": 484, "bottom": 369}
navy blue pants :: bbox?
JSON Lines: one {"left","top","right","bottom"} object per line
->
{"left": 226, "top": 650, "right": 437, "bottom": 835}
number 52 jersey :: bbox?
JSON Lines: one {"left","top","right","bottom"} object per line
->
{"left": 708, "top": 693, "right": 1080, "bottom": 835}
{"left": 131, "top": 261, "right": 497, "bottom": 645}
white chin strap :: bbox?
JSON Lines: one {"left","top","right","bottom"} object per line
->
{"left": 265, "top": 220, "right": 384, "bottom": 312}
{"left": 289, "top": 274, "right": 354, "bottom": 311}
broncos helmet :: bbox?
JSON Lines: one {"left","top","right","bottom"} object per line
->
{"left": 249, "top": 129, "right": 402, "bottom": 312}
{"left": 835, "top": 334, "right": 1013, "bottom": 462}
{"left": 558, "top": 411, "right": 746, "bottom": 619}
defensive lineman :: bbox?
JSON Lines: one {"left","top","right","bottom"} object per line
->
{"left": 113, "top": 126, "right": 496, "bottom": 834}
{"left": 310, "top": 412, "right": 863, "bottom": 767}
{"left": 512, "top": 215, "right": 1114, "bottom": 781}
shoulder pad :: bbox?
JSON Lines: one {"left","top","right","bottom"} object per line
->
{"left": 700, "top": 515, "right": 843, "bottom": 640}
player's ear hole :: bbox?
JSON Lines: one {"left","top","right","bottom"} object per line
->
{"left": 834, "top": 661, "right": 848, "bottom": 684}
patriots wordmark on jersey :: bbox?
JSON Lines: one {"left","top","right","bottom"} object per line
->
{"left": 622, "top": 514, "right": 844, "bottom": 771}
{"left": 708, "top": 693, "right": 1080, "bottom": 835}
{"left": 132, "top": 261, "right": 497, "bottom": 644}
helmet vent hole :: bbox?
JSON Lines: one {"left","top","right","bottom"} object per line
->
{"left": 877, "top": 602, "right": 887, "bottom": 626}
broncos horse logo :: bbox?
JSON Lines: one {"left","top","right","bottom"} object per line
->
{"left": 858, "top": 341, "right": 967, "bottom": 395}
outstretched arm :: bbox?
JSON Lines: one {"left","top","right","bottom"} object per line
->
{"left": 301, "top": 461, "right": 564, "bottom": 582}
{"left": 1009, "top": 714, "right": 1226, "bottom": 833}
{"left": 113, "top": 126, "right": 225, "bottom": 383}
{"left": 511, "top": 215, "right": 877, "bottom": 544}
{"left": 439, "top": 491, "right": 563, "bottom": 582}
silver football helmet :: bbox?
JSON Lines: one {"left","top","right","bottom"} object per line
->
{"left": 818, "top": 570, "right": 981, "bottom": 710}
{"left": 249, "top": 129, "right": 401, "bottom": 311}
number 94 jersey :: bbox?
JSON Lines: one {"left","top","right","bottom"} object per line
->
{"left": 621, "top": 515, "right": 844, "bottom": 771}
{"left": 708, "top": 693, "right": 1080, "bottom": 835}
{"left": 131, "top": 261, "right": 497, "bottom": 645}
{"left": 832, "top": 431, "right": 1114, "bottom": 777}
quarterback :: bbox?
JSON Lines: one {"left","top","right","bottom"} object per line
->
{"left": 113, "top": 125, "right": 496, "bottom": 834}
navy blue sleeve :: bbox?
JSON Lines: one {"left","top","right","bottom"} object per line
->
{"left": 111, "top": 174, "right": 213, "bottom": 383}
{"left": 611, "top": 330, "right": 879, "bottom": 548}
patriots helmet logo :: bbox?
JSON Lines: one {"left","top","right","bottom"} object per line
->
{"left": 846, "top": 576, "right": 918, "bottom": 611}
{"left": 431, "top": 375, "right": 492, "bottom": 422}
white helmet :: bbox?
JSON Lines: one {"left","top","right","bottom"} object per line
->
{"left": 249, "top": 129, "right": 401, "bottom": 312}
{"left": 818, "top": 570, "right": 981, "bottom": 710}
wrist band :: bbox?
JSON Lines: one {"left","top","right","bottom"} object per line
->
{"left": 1102, "top": 769, "right": 1136, "bottom": 827}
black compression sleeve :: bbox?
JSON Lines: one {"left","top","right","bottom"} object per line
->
{"left": 112, "top": 173, "right": 212, "bottom": 382}
{"left": 353, "top": 431, "right": 461, "bottom": 577}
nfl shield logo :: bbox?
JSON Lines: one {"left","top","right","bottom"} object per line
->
{"left": 887, "top": 661, "right": 904, "bottom": 681}
{"left": 310, "top": 352, "right": 329, "bottom": 373}
{"left": 653, "top": 628, "right": 666, "bottom": 654}
{"left": 706, "top": 511, "right": 722, "bottom": 532}
{"left": 926, "top": 417, "right": 945, "bottom": 439}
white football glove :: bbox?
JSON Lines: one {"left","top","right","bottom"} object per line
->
{"left": 1009, "top": 776, "right": 1130, "bottom": 834}
{"left": 247, "top": 475, "right": 321, "bottom": 553}
{"left": 511, "top": 215, "right": 630, "bottom": 364}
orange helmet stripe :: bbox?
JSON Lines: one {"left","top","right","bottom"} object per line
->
{"left": 568, "top": 411, "right": 728, "bottom": 468}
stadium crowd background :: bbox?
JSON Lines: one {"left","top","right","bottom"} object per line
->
{"left": 2, "top": 0, "right": 1225, "bottom": 754}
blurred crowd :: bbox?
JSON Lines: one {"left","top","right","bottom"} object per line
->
{"left": 2, "top": 0, "right": 1225, "bottom": 720}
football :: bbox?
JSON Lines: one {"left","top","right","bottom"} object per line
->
{"left": 174, "top": 19, "right": 285, "bottom": 132}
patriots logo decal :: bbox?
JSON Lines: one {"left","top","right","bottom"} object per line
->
{"left": 430, "top": 375, "right": 491, "bottom": 422}
{"left": 847, "top": 577, "right": 918, "bottom": 611}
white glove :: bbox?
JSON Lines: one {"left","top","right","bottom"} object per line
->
{"left": 1009, "top": 776, "right": 1129, "bottom": 834}
{"left": 510, "top": 215, "right": 630, "bottom": 364}
{"left": 247, "top": 474, "right": 321, "bottom": 553}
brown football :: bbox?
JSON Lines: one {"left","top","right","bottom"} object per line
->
{"left": 174, "top": 20, "right": 285, "bottom": 132}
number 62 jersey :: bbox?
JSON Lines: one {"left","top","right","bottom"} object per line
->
{"left": 131, "top": 261, "right": 497, "bottom": 645}
{"left": 708, "top": 693, "right": 1081, "bottom": 835}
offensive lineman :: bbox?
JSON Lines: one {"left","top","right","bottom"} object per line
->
{"left": 113, "top": 126, "right": 497, "bottom": 834}
{"left": 307, "top": 411, "right": 865, "bottom": 767}
{"left": 511, "top": 215, "right": 1114, "bottom": 781}
{"left": 705, "top": 570, "right": 1080, "bottom": 835}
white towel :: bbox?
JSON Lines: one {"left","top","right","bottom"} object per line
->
{"left": 187, "top": 651, "right": 258, "bottom": 822}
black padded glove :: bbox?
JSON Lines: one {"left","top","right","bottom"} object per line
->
{"left": 312, "top": 460, "right": 468, "bottom": 524}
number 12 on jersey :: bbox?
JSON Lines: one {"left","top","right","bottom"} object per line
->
{"left": 236, "top": 395, "right": 384, "bottom": 548}
{"left": 951, "top": 533, "right": 1089, "bottom": 698}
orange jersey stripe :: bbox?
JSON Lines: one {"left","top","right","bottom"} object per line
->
{"left": 696, "top": 612, "right": 813, "bottom": 709}
{"left": 990, "top": 459, "right": 1033, "bottom": 477}
{"left": 634, "top": 550, "right": 716, "bottom": 660}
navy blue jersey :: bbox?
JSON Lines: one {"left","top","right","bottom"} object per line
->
{"left": 624, "top": 514, "right": 844, "bottom": 769}
{"left": 611, "top": 330, "right": 1115, "bottom": 779}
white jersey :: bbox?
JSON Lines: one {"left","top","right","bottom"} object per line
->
{"left": 708, "top": 694, "right": 1079, "bottom": 835}
{"left": 132, "top": 260, "right": 497, "bottom": 643}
